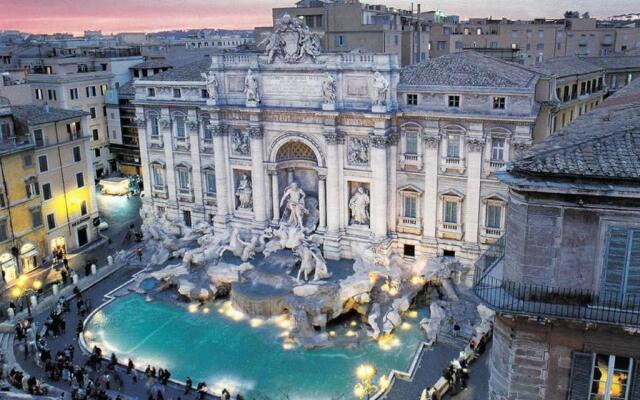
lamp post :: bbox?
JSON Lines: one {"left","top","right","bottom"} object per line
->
{"left": 12, "top": 275, "right": 42, "bottom": 317}
{"left": 354, "top": 364, "right": 378, "bottom": 400}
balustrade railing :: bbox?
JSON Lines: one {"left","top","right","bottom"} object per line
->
{"left": 473, "top": 236, "right": 640, "bottom": 327}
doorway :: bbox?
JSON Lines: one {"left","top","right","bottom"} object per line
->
{"left": 77, "top": 226, "right": 89, "bottom": 247}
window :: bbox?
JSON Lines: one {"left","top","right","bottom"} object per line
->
{"left": 177, "top": 168, "right": 190, "bottom": 191}
{"left": 511, "top": 30, "right": 518, "bottom": 38}
{"left": 91, "top": 86, "right": 97, "bottom": 97}
{"left": 601, "top": 227, "right": 640, "bottom": 305}
{"left": 183, "top": 210, "right": 192, "bottom": 227}
{"left": 46, "top": 213, "right": 56, "bottom": 230}
{"left": 25, "top": 180, "right": 39, "bottom": 198}
{"left": 103, "top": 106, "right": 106, "bottom": 117}
{"left": 175, "top": 116, "right": 186, "bottom": 138}
{"left": 35, "top": 88, "right": 44, "bottom": 100}
{"left": 100, "top": 84, "right": 108, "bottom": 95}
{"left": 173, "top": 88, "right": 182, "bottom": 98}
{"left": 80, "top": 200, "right": 87, "bottom": 216}
{"left": 536, "top": 43, "right": 544, "bottom": 50}
{"left": 205, "top": 172, "right": 216, "bottom": 194}
{"left": 448, "top": 95, "right": 460, "bottom": 108}
{"left": 406, "top": 94, "right": 418, "bottom": 106}
{"left": 493, "top": 96, "right": 506, "bottom": 109}
{"left": 0, "top": 219, "right": 7, "bottom": 242}
{"left": 31, "top": 208, "right": 42, "bottom": 228}
{"left": 152, "top": 165, "right": 164, "bottom": 188}
{"left": 72, "top": 146, "right": 81, "bottom": 162}
{"left": 148, "top": 88, "right": 156, "bottom": 97}
{"left": 76, "top": 172, "right": 84, "bottom": 188}
{"left": 38, "top": 155, "right": 48, "bottom": 172}
{"left": 436, "top": 41, "right": 446, "bottom": 50}
{"left": 403, "top": 244, "right": 415, "bottom": 258}
{"left": 33, "top": 129, "right": 44, "bottom": 147}
{"left": 69, "top": 88, "right": 79, "bottom": 100}
{"left": 42, "top": 183, "right": 52, "bottom": 200}
{"left": 404, "top": 196, "right": 417, "bottom": 218}
{"left": 491, "top": 138, "right": 505, "bottom": 161}
{"left": 92, "top": 129, "right": 99, "bottom": 141}
{"left": 94, "top": 148, "right": 100, "bottom": 158}
{"left": 444, "top": 201, "right": 458, "bottom": 224}
{"left": 486, "top": 205, "right": 502, "bottom": 229}
{"left": 22, "top": 154, "right": 33, "bottom": 168}
{"left": 405, "top": 131, "right": 418, "bottom": 155}
{"left": 150, "top": 117, "right": 159, "bottom": 137}
{"left": 336, "top": 35, "right": 345, "bottom": 46}
{"left": 47, "top": 89, "right": 57, "bottom": 101}
{"left": 590, "top": 354, "right": 633, "bottom": 400}
{"left": 67, "top": 122, "right": 81, "bottom": 140}
{"left": 447, "top": 134, "right": 460, "bottom": 158}
{"left": 201, "top": 89, "right": 209, "bottom": 98}
{"left": 0, "top": 123, "right": 10, "bottom": 141}
{"left": 90, "top": 107, "right": 96, "bottom": 119}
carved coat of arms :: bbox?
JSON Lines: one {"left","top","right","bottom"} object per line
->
{"left": 260, "top": 13, "right": 322, "bottom": 64}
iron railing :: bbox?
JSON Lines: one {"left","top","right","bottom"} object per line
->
{"left": 473, "top": 236, "right": 640, "bottom": 327}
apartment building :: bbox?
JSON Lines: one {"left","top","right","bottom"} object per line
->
{"left": 10, "top": 104, "right": 99, "bottom": 257}
{"left": 271, "top": 0, "right": 430, "bottom": 65}
{"left": 526, "top": 56, "right": 606, "bottom": 141}
{"left": 19, "top": 48, "right": 143, "bottom": 178}
{"left": 0, "top": 98, "right": 47, "bottom": 284}
{"left": 427, "top": 13, "right": 640, "bottom": 65}
{"left": 474, "top": 78, "right": 640, "bottom": 400}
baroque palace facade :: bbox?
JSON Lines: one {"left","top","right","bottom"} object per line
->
{"left": 133, "top": 16, "right": 539, "bottom": 261}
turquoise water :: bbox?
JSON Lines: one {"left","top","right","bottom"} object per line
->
{"left": 84, "top": 295, "right": 427, "bottom": 399}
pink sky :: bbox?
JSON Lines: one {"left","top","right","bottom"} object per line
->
{"left": 1, "top": 0, "right": 638, "bottom": 35}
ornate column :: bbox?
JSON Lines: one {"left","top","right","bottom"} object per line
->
{"left": 422, "top": 133, "right": 440, "bottom": 240}
{"left": 212, "top": 124, "right": 230, "bottom": 232}
{"left": 160, "top": 111, "right": 177, "bottom": 207}
{"left": 270, "top": 171, "right": 280, "bottom": 224}
{"left": 318, "top": 175, "right": 326, "bottom": 230}
{"left": 249, "top": 127, "right": 267, "bottom": 227}
{"left": 465, "top": 137, "right": 484, "bottom": 246}
{"left": 134, "top": 113, "right": 151, "bottom": 201}
{"left": 370, "top": 135, "right": 388, "bottom": 240}
{"left": 325, "top": 133, "right": 341, "bottom": 235}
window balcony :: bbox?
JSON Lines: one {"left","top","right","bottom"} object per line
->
{"left": 151, "top": 186, "right": 168, "bottom": 199}
{"left": 480, "top": 226, "right": 504, "bottom": 244}
{"left": 438, "top": 221, "right": 463, "bottom": 240}
{"left": 398, "top": 216, "right": 422, "bottom": 235}
{"left": 173, "top": 137, "right": 190, "bottom": 152}
{"left": 441, "top": 156, "right": 466, "bottom": 174}
{"left": 204, "top": 192, "right": 217, "bottom": 206}
{"left": 473, "top": 237, "right": 640, "bottom": 327}
{"left": 399, "top": 152, "right": 422, "bottom": 171}
{"left": 178, "top": 189, "right": 194, "bottom": 203}
{"left": 149, "top": 136, "right": 164, "bottom": 149}
{"left": 489, "top": 160, "right": 506, "bottom": 170}
{"left": 201, "top": 139, "right": 214, "bottom": 154}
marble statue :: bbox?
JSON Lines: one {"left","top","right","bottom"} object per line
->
{"left": 348, "top": 137, "right": 369, "bottom": 165}
{"left": 217, "top": 228, "right": 261, "bottom": 262}
{"left": 296, "top": 245, "right": 331, "bottom": 282}
{"left": 200, "top": 71, "right": 218, "bottom": 99}
{"left": 349, "top": 186, "right": 370, "bottom": 225}
{"left": 232, "top": 129, "right": 250, "bottom": 156}
{"left": 322, "top": 73, "right": 337, "bottom": 104}
{"left": 244, "top": 69, "right": 259, "bottom": 103}
{"left": 262, "top": 225, "right": 306, "bottom": 258}
{"left": 372, "top": 71, "right": 389, "bottom": 106}
{"left": 280, "top": 182, "right": 308, "bottom": 228}
{"left": 260, "top": 13, "right": 322, "bottom": 64}
{"left": 235, "top": 174, "right": 253, "bottom": 209}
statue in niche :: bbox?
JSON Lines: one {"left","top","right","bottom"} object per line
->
{"left": 348, "top": 137, "right": 369, "bottom": 165}
{"left": 372, "top": 71, "right": 389, "bottom": 107}
{"left": 235, "top": 174, "right": 253, "bottom": 209}
{"left": 280, "top": 182, "right": 308, "bottom": 229}
{"left": 322, "top": 73, "right": 337, "bottom": 104}
{"left": 244, "top": 69, "right": 259, "bottom": 103}
{"left": 200, "top": 71, "right": 218, "bottom": 100}
{"left": 349, "top": 186, "right": 370, "bottom": 225}
{"left": 232, "top": 129, "right": 250, "bottom": 156}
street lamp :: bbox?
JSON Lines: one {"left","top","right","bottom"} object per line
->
{"left": 354, "top": 364, "right": 378, "bottom": 399}
{"left": 12, "top": 275, "right": 42, "bottom": 317}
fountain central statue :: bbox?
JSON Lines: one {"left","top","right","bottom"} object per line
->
{"left": 280, "top": 182, "right": 308, "bottom": 229}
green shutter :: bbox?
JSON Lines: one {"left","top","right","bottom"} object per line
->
{"left": 625, "top": 231, "right": 640, "bottom": 304}
{"left": 601, "top": 227, "right": 630, "bottom": 305}
{"left": 568, "top": 352, "right": 594, "bottom": 400}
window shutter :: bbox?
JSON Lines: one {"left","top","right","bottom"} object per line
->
{"left": 601, "top": 227, "right": 629, "bottom": 304}
{"left": 626, "top": 230, "right": 640, "bottom": 303}
{"left": 630, "top": 359, "right": 640, "bottom": 400}
{"left": 568, "top": 352, "right": 593, "bottom": 400}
